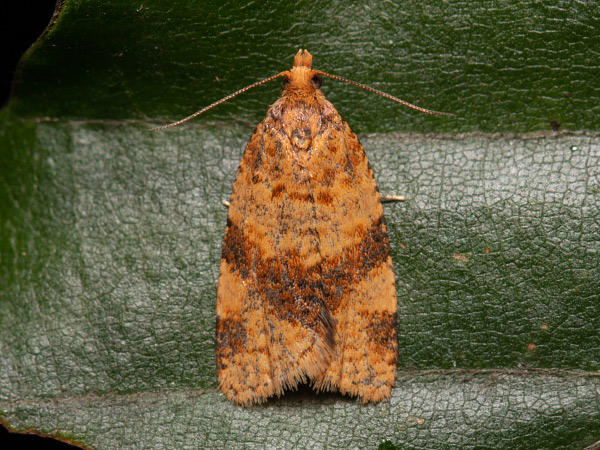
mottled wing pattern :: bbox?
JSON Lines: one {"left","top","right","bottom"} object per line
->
{"left": 215, "top": 95, "right": 397, "bottom": 405}
{"left": 307, "top": 109, "right": 398, "bottom": 403}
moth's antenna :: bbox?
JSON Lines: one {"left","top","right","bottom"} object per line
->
{"left": 315, "top": 70, "right": 454, "bottom": 117}
{"left": 149, "top": 72, "right": 287, "bottom": 131}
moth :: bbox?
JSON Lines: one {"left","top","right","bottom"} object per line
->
{"left": 153, "top": 50, "right": 451, "bottom": 405}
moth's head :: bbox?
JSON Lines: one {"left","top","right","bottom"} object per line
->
{"left": 282, "top": 49, "right": 322, "bottom": 93}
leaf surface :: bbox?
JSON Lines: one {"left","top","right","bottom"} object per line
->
{"left": 1, "top": 1, "right": 599, "bottom": 449}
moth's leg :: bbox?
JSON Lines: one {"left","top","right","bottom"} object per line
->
{"left": 380, "top": 193, "right": 405, "bottom": 202}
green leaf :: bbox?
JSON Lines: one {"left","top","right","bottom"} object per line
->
{"left": 1, "top": 1, "right": 599, "bottom": 449}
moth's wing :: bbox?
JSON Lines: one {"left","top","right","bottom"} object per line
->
{"left": 309, "top": 119, "right": 398, "bottom": 403}
{"left": 215, "top": 120, "right": 335, "bottom": 406}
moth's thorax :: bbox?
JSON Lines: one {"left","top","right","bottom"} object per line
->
{"left": 267, "top": 96, "right": 339, "bottom": 170}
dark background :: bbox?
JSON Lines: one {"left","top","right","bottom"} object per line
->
{"left": 1, "top": 4, "right": 81, "bottom": 449}
{"left": 1, "top": 1, "right": 57, "bottom": 108}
